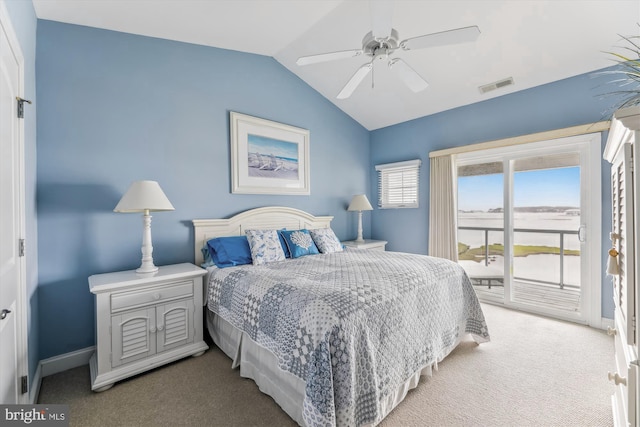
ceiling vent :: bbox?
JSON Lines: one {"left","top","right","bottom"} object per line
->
{"left": 479, "top": 77, "right": 514, "bottom": 94}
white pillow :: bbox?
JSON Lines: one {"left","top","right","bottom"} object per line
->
{"left": 245, "top": 229, "right": 286, "bottom": 265}
{"left": 309, "top": 228, "right": 343, "bottom": 254}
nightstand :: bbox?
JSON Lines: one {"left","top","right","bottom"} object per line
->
{"left": 89, "top": 263, "right": 208, "bottom": 392}
{"left": 342, "top": 239, "right": 387, "bottom": 251}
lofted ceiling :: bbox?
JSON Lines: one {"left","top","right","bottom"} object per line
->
{"left": 32, "top": 0, "right": 640, "bottom": 130}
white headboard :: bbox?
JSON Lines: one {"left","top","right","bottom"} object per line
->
{"left": 193, "top": 206, "right": 334, "bottom": 265}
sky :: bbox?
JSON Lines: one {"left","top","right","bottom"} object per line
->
{"left": 458, "top": 167, "right": 580, "bottom": 211}
{"left": 248, "top": 134, "right": 298, "bottom": 160}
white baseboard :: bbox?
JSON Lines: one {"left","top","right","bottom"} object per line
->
{"left": 29, "top": 346, "right": 94, "bottom": 404}
{"left": 29, "top": 363, "right": 42, "bottom": 404}
{"left": 600, "top": 316, "right": 615, "bottom": 331}
{"left": 40, "top": 346, "right": 95, "bottom": 378}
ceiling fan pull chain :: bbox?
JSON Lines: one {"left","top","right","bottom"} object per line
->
{"left": 371, "top": 60, "right": 375, "bottom": 89}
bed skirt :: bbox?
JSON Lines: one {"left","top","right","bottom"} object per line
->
{"left": 206, "top": 310, "right": 465, "bottom": 426}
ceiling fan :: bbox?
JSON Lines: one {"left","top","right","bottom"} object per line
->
{"left": 295, "top": 1, "right": 480, "bottom": 99}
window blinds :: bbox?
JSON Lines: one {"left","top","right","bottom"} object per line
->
{"left": 375, "top": 159, "right": 422, "bottom": 209}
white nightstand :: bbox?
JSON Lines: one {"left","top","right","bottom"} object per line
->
{"left": 89, "top": 263, "right": 208, "bottom": 392}
{"left": 342, "top": 239, "right": 387, "bottom": 251}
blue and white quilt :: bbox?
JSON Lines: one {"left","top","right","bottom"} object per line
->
{"left": 207, "top": 249, "right": 490, "bottom": 426}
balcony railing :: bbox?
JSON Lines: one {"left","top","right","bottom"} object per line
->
{"left": 458, "top": 226, "right": 580, "bottom": 290}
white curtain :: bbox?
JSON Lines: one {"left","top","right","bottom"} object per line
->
{"left": 428, "top": 155, "right": 458, "bottom": 261}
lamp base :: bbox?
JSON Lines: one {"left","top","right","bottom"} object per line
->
{"left": 137, "top": 212, "right": 158, "bottom": 275}
{"left": 355, "top": 211, "right": 366, "bottom": 244}
{"left": 136, "top": 265, "right": 158, "bottom": 274}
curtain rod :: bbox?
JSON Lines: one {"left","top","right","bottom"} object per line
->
{"left": 428, "top": 121, "right": 610, "bottom": 158}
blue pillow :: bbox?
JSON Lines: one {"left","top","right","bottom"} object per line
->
{"left": 278, "top": 228, "right": 291, "bottom": 258}
{"left": 206, "top": 236, "right": 253, "bottom": 268}
{"left": 279, "top": 229, "right": 320, "bottom": 259}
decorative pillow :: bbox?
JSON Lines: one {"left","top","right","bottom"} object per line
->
{"left": 206, "top": 236, "right": 253, "bottom": 268}
{"left": 279, "top": 229, "right": 320, "bottom": 259}
{"left": 309, "top": 228, "right": 343, "bottom": 254}
{"left": 201, "top": 246, "right": 215, "bottom": 268}
{"left": 278, "top": 228, "right": 291, "bottom": 258}
{"left": 245, "top": 229, "right": 286, "bottom": 265}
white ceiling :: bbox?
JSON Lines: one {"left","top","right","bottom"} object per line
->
{"left": 32, "top": 0, "right": 640, "bottom": 130}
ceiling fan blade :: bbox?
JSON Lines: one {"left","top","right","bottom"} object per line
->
{"left": 389, "top": 58, "right": 429, "bottom": 92}
{"left": 370, "top": 0, "right": 394, "bottom": 40}
{"left": 400, "top": 25, "right": 480, "bottom": 51}
{"left": 296, "top": 49, "right": 363, "bottom": 66}
{"left": 337, "top": 63, "right": 373, "bottom": 99}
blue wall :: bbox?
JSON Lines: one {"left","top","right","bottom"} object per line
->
{"left": 4, "top": 0, "right": 39, "bottom": 392}
{"left": 369, "top": 71, "right": 623, "bottom": 319}
{"left": 33, "top": 16, "right": 628, "bottom": 361}
{"left": 36, "top": 20, "right": 370, "bottom": 359}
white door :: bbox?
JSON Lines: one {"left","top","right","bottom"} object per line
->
{"left": 457, "top": 134, "right": 602, "bottom": 325}
{"left": 0, "top": 5, "right": 25, "bottom": 404}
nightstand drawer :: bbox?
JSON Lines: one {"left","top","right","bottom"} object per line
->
{"left": 111, "top": 280, "right": 193, "bottom": 313}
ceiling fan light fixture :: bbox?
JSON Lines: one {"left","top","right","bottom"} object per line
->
{"left": 298, "top": 2, "right": 479, "bottom": 99}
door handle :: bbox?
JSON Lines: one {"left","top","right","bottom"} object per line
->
{"left": 578, "top": 224, "right": 586, "bottom": 243}
{"left": 1, "top": 309, "right": 11, "bottom": 320}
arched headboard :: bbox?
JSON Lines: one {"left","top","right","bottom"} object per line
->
{"left": 192, "top": 206, "right": 334, "bottom": 265}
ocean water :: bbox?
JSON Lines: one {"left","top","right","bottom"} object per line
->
{"left": 458, "top": 212, "right": 581, "bottom": 287}
{"left": 458, "top": 212, "right": 581, "bottom": 249}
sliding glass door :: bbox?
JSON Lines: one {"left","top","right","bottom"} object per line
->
{"left": 456, "top": 134, "right": 601, "bottom": 325}
{"left": 458, "top": 162, "right": 505, "bottom": 304}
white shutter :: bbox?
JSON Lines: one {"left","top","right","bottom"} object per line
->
{"left": 375, "top": 159, "right": 421, "bottom": 209}
{"left": 612, "top": 143, "right": 635, "bottom": 346}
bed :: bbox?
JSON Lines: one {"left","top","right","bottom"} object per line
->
{"left": 193, "top": 206, "right": 490, "bottom": 426}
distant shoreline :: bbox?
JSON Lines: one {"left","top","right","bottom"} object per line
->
{"left": 459, "top": 206, "right": 579, "bottom": 214}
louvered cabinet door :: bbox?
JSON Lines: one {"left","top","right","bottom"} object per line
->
{"left": 156, "top": 300, "right": 194, "bottom": 353}
{"left": 612, "top": 142, "right": 636, "bottom": 346}
{"left": 111, "top": 308, "right": 157, "bottom": 367}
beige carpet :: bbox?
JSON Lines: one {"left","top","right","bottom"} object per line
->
{"left": 38, "top": 304, "right": 615, "bottom": 426}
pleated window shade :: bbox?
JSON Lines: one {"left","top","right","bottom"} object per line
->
{"left": 375, "top": 159, "right": 422, "bottom": 209}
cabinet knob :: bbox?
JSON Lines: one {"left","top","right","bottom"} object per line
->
{"left": 608, "top": 371, "right": 627, "bottom": 386}
{"left": 150, "top": 326, "right": 156, "bottom": 333}
{"left": 607, "top": 327, "right": 617, "bottom": 336}
{"left": 154, "top": 293, "right": 161, "bottom": 300}
{"left": 157, "top": 324, "right": 164, "bottom": 331}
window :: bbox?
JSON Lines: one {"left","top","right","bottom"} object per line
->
{"left": 375, "top": 159, "right": 421, "bottom": 209}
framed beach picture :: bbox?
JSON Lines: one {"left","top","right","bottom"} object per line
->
{"left": 230, "top": 112, "right": 310, "bottom": 195}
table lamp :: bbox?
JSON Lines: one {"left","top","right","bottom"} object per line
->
{"left": 114, "top": 180, "right": 174, "bottom": 274}
{"left": 347, "top": 194, "right": 373, "bottom": 243}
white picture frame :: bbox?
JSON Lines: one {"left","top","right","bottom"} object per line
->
{"left": 230, "top": 112, "right": 310, "bottom": 195}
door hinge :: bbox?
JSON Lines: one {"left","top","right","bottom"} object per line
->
{"left": 18, "top": 239, "right": 25, "bottom": 257}
{"left": 16, "top": 97, "right": 32, "bottom": 119}
{"left": 21, "top": 376, "right": 28, "bottom": 394}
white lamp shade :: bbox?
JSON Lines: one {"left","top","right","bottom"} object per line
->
{"left": 348, "top": 194, "right": 373, "bottom": 211}
{"left": 114, "top": 180, "right": 175, "bottom": 213}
